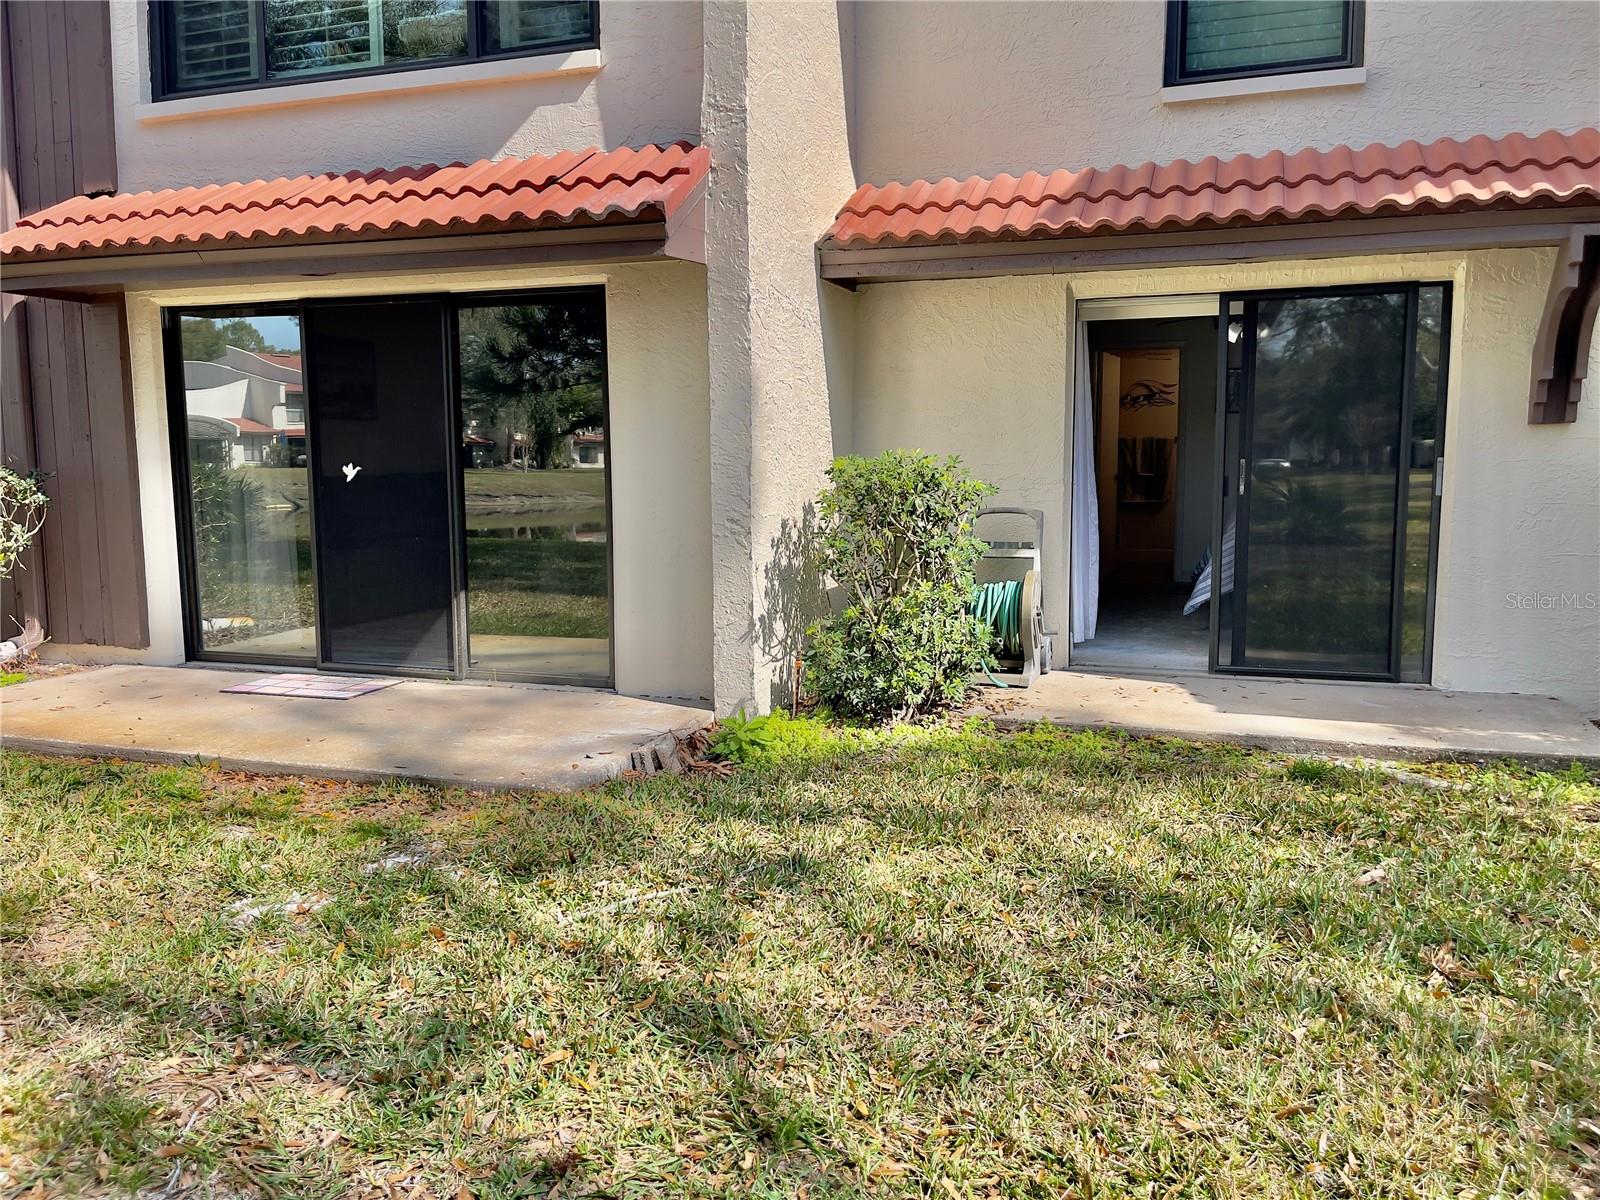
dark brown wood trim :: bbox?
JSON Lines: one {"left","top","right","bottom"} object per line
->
{"left": 1528, "top": 226, "right": 1600, "bottom": 424}
{"left": 820, "top": 208, "right": 1600, "bottom": 282}
{"left": 1, "top": 0, "right": 47, "bottom": 636}
{"left": 1, "top": 0, "right": 147, "bottom": 647}
{"left": 1, "top": 227, "right": 678, "bottom": 299}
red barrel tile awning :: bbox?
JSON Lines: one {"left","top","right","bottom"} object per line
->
{"left": 826, "top": 128, "right": 1600, "bottom": 249}
{"left": 2, "top": 142, "right": 708, "bottom": 264}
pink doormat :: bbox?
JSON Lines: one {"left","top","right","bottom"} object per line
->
{"left": 220, "top": 673, "right": 402, "bottom": 700}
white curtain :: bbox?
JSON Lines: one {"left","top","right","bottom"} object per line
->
{"left": 1069, "top": 320, "right": 1100, "bottom": 643}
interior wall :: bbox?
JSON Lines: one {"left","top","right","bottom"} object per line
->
{"left": 1102, "top": 347, "right": 1180, "bottom": 568}
{"left": 1089, "top": 316, "right": 1218, "bottom": 582}
{"left": 115, "top": 259, "right": 713, "bottom": 704}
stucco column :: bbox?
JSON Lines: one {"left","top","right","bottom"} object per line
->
{"left": 702, "top": 0, "right": 856, "bottom": 715}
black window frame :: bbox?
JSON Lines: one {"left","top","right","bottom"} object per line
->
{"left": 1164, "top": 0, "right": 1363, "bottom": 88}
{"left": 150, "top": 0, "right": 601, "bottom": 102}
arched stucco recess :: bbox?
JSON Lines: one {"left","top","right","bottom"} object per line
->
{"left": 1529, "top": 226, "right": 1600, "bottom": 423}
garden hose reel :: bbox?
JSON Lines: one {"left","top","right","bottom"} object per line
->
{"left": 970, "top": 507, "right": 1054, "bottom": 688}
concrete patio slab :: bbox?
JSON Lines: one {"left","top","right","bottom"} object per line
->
{"left": 985, "top": 668, "right": 1600, "bottom": 763}
{"left": 0, "top": 665, "right": 712, "bottom": 790}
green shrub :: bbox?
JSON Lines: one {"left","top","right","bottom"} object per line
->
{"left": 803, "top": 451, "right": 996, "bottom": 722}
{"left": 0, "top": 467, "right": 49, "bottom": 581}
{"left": 708, "top": 709, "right": 831, "bottom": 765}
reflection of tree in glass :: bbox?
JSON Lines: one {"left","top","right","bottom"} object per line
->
{"left": 1254, "top": 294, "right": 1405, "bottom": 468}
{"left": 190, "top": 460, "right": 263, "bottom": 568}
{"left": 181, "top": 316, "right": 281, "bottom": 362}
{"left": 459, "top": 301, "right": 604, "bottom": 469}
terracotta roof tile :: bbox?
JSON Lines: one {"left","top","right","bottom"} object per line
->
{"left": 826, "top": 128, "right": 1600, "bottom": 248}
{"left": 2, "top": 143, "right": 709, "bottom": 262}
{"left": 221, "top": 417, "right": 274, "bottom": 434}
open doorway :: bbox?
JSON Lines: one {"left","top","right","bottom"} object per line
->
{"left": 1074, "top": 314, "right": 1217, "bottom": 672}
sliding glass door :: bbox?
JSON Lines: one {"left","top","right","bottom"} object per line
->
{"left": 168, "top": 288, "right": 612, "bottom": 686}
{"left": 171, "top": 308, "right": 315, "bottom": 661}
{"left": 1212, "top": 284, "right": 1449, "bottom": 681}
{"left": 454, "top": 292, "right": 611, "bottom": 684}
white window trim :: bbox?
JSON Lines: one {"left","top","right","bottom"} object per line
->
{"left": 135, "top": 47, "right": 603, "bottom": 125}
{"left": 1161, "top": 65, "right": 1365, "bottom": 105}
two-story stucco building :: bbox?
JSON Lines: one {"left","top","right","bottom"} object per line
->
{"left": 2, "top": 1, "right": 1597, "bottom": 720}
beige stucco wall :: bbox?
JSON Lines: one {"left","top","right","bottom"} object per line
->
{"left": 107, "top": 0, "right": 704, "bottom": 192}
{"left": 850, "top": 250, "right": 1600, "bottom": 716}
{"left": 114, "top": 259, "right": 712, "bottom": 703}
{"left": 703, "top": 0, "right": 856, "bottom": 714}
{"left": 848, "top": 0, "right": 1600, "bottom": 183}
{"left": 851, "top": 275, "right": 1070, "bottom": 636}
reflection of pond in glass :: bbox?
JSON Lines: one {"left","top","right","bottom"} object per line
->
{"left": 464, "top": 505, "right": 609, "bottom": 643}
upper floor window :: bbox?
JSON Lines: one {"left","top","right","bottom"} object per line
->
{"left": 151, "top": 0, "right": 599, "bottom": 100}
{"left": 1164, "top": 0, "right": 1363, "bottom": 87}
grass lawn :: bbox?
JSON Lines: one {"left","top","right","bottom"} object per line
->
{"left": 1, "top": 730, "right": 1596, "bottom": 1197}
{"left": 461, "top": 469, "right": 606, "bottom": 503}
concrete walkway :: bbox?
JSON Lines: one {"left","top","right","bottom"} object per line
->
{"left": 0, "top": 665, "right": 711, "bottom": 790}
{"left": 985, "top": 668, "right": 1600, "bottom": 763}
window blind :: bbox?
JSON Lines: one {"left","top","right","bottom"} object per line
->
{"left": 169, "top": 1, "right": 257, "bottom": 91}
{"left": 265, "top": 0, "right": 381, "bottom": 77}
{"left": 1182, "top": 0, "right": 1348, "bottom": 75}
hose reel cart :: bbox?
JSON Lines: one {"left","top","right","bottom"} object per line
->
{"left": 969, "top": 507, "right": 1053, "bottom": 687}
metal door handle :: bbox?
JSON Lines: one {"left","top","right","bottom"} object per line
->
{"left": 1238, "top": 458, "right": 1247, "bottom": 496}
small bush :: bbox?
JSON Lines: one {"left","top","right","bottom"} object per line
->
{"left": 803, "top": 451, "right": 996, "bottom": 722}
{"left": 0, "top": 467, "right": 49, "bottom": 581}
{"left": 708, "top": 709, "right": 831, "bottom": 765}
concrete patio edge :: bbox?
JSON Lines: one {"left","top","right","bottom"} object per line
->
{"left": 0, "top": 725, "right": 697, "bottom": 792}
{"left": 985, "top": 713, "right": 1600, "bottom": 768}
{"left": 0, "top": 666, "right": 713, "bottom": 792}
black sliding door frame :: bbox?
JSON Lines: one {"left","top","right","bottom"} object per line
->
{"left": 303, "top": 295, "right": 463, "bottom": 679}
{"left": 1209, "top": 281, "right": 1451, "bottom": 683}
{"left": 448, "top": 286, "right": 615, "bottom": 689}
{"left": 164, "top": 285, "right": 615, "bottom": 687}
{"left": 164, "top": 301, "right": 322, "bottom": 670}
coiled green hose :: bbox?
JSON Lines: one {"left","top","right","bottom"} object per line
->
{"left": 969, "top": 578, "right": 1024, "bottom": 658}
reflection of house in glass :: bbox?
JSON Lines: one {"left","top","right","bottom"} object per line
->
{"left": 183, "top": 347, "right": 305, "bottom": 467}
{"left": 462, "top": 432, "right": 497, "bottom": 468}
{"left": 569, "top": 430, "right": 605, "bottom": 469}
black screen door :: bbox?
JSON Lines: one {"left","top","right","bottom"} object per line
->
{"left": 1212, "top": 284, "right": 1448, "bottom": 681}
{"left": 305, "top": 301, "right": 457, "bottom": 672}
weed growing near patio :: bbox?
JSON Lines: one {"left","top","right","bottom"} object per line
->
{"left": 1, "top": 731, "right": 1596, "bottom": 1197}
